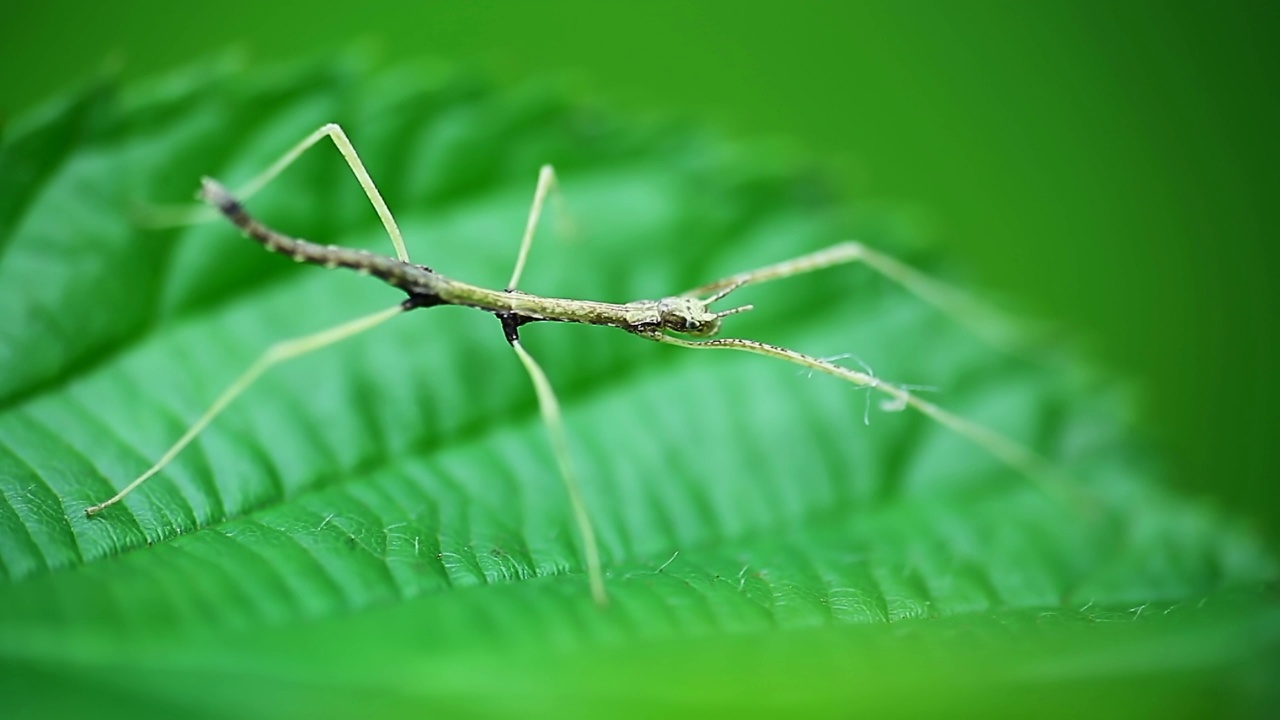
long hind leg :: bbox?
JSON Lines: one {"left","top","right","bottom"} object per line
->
{"left": 501, "top": 165, "right": 607, "bottom": 605}
{"left": 85, "top": 305, "right": 405, "bottom": 517}
{"left": 142, "top": 123, "right": 412, "bottom": 263}
{"left": 235, "top": 123, "right": 410, "bottom": 261}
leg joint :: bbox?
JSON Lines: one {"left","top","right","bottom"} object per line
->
{"left": 497, "top": 312, "right": 533, "bottom": 344}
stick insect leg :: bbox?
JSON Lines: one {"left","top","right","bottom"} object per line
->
{"left": 501, "top": 166, "right": 605, "bottom": 603}
{"left": 685, "top": 242, "right": 1025, "bottom": 353}
{"left": 85, "top": 305, "right": 405, "bottom": 517}
{"left": 237, "top": 123, "right": 411, "bottom": 262}
{"left": 510, "top": 339, "right": 607, "bottom": 606}
{"left": 142, "top": 124, "right": 412, "bottom": 263}
{"left": 506, "top": 164, "right": 561, "bottom": 291}
{"left": 644, "top": 331, "right": 1086, "bottom": 510}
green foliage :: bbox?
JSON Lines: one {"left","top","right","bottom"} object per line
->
{"left": 0, "top": 59, "right": 1274, "bottom": 718}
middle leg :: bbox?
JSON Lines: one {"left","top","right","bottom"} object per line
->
{"left": 506, "top": 164, "right": 563, "bottom": 291}
{"left": 501, "top": 165, "right": 606, "bottom": 603}
{"left": 510, "top": 339, "right": 607, "bottom": 606}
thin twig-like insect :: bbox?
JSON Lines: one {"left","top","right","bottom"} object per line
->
{"left": 84, "top": 123, "right": 1071, "bottom": 606}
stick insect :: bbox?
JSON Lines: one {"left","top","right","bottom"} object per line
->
{"left": 84, "top": 123, "right": 1069, "bottom": 606}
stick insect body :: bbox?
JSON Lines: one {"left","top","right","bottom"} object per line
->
{"left": 202, "top": 177, "right": 752, "bottom": 340}
{"left": 84, "top": 123, "right": 1070, "bottom": 607}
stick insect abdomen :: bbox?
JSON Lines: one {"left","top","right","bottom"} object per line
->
{"left": 200, "top": 178, "right": 445, "bottom": 298}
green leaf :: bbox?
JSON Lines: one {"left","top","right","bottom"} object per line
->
{"left": 0, "top": 57, "right": 1275, "bottom": 718}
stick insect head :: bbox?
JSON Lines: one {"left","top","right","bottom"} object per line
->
{"left": 655, "top": 295, "right": 753, "bottom": 338}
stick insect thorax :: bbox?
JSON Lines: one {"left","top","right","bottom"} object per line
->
{"left": 201, "top": 178, "right": 749, "bottom": 341}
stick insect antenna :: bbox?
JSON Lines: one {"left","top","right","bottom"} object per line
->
{"left": 714, "top": 304, "right": 754, "bottom": 320}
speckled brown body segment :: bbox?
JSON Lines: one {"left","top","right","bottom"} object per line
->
{"left": 200, "top": 178, "right": 737, "bottom": 342}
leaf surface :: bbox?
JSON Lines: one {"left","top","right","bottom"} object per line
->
{"left": 0, "top": 59, "right": 1274, "bottom": 718}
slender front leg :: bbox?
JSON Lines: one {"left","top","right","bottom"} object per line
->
{"left": 85, "top": 305, "right": 406, "bottom": 517}
{"left": 685, "top": 242, "right": 1027, "bottom": 353}
{"left": 509, "top": 338, "right": 607, "bottom": 606}
{"left": 643, "top": 331, "right": 1084, "bottom": 509}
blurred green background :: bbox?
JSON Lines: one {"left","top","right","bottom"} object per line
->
{"left": 1, "top": 0, "right": 1276, "bottom": 545}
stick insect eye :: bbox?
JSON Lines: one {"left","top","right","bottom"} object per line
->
{"left": 680, "top": 316, "right": 721, "bottom": 338}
